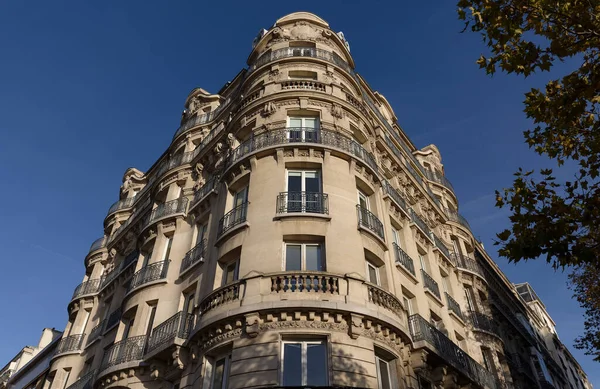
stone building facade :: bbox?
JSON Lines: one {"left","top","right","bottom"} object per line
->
{"left": 28, "top": 11, "right": 593, "bottom": 389}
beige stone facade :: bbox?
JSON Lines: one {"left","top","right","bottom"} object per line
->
{"left": 28, "top": 11, "right": 593, "bottom": 389}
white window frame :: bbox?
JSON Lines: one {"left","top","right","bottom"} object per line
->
{"left": 281, "top": 339, "right": 328, "bottom": 386}
{"left": 418, "top": 254, "right": 428, "bottom": 273}
{"left": 161, "top": 237, "right": 173, "bottom": 262}
{"left": 286, "top": 116, "right": 320, "bottom": 141}
{"left": 233, "top": 186, "right": 248, "bottom": 208}
{"left": 285, "top": 170, "right": 321, "bottom": 192}
{"left": 375, "top": 355, "right": 393, "bottom": 389}
{"left": 283, "top": 242, "right": 324, "bottom": 271}
{"left": 204, "top": 354, "right": 231, "bottom": 389}
{"left": 221, "top": 259, "right": 240, "bottom": 286}
{"left": 366, "top": 260, "right": 380, "bottom": 286}
{"left": 391, "top": 227, "right": 401, "bottom": 246}
{"left": 357, "top": 190, "right": 370, "bottom": 210}
{"left": 403, "top": 296, "right": 414, "bottom": 316}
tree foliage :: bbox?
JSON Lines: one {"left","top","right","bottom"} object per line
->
{"left": 457, "top": 0, "right": 600, "bottom": 360}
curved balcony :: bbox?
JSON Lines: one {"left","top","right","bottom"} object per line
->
{"left": 147, "top": 197, "right": 188, "bottom": 226}
{"left": 147, "top": 311, "right": 194, "bottom": 354}
{"left": 71, "top": 279, "right": 101, "bottom": 301}
{"left": 445, "top": 208, "right": 472, "bottom": 231}
{"left": 445, "top": 292, "right": 465, "bottom": 321}
{"left": 393, "top": 243, "right": 415, "bottom": 277}
{"left": 173, "top": 95, "right": 234, "bottom": 140}
{"left": 421, "top": 269, "right": 441, "bottom": 300}
{"left": 54, "top": 334, "right": 84, "bottom": 356}
{"left": 468, "top": 311, "right": 502, "bottom": 339}
{"left": 356, "top": 205, "right": 385, "bottom": 241}
{"left": 88, "top": 237, "right": 106, "bottom": 253}
{"left": 180, "top": 239, "right": 207, "bottom": 275}
{"left": 226, "top": 127, "right": 379, "bottom": 177}
{"left": 106, "top": 197, "right": 135, "bottom": 217}
{"left": 367, "top": 283, "right": 405, "bottom": 321}
{"left": 199, "top": 280, "right": 244, "bottom": 315}
{"left": 218, "top": 202, "right": 248, "bottom": 238}
{"left": 424, "top": 169, "right": 455, "bottom": 193}
{"left": 451, "top": 253, "right": 486, "bottom": 281}
{"left": 190, "top": 178, "right": 217, "bottom": 210}
{"left": 87, "top": 320, "right": 105, "bottom": 345}
{"left": 271, "top": 272, "right": 340, "bottom": 294}
{"left": 65, "top": 369, "right": 96, "bottom": 389}
{"left": 281, "top": 80, "right": 326, "bottom": 92}
{"left": 410, "top": 210, "right": 433, "bottom": 240}
{"left": 127, "top": 260, "right": 169, "bottom": 293}
{"left": 249, "top": 47, "right": 353, "bottom": 75}
{"left": 99, "top": 335, "right": 146, "bottom": 373}
{"left": 276, "top": 191, "right": 329, "bottom": 215}
{"left": 433, "top": 234, "right": 451, "bottom": 260}
{"left": 382, "top": 181, "right": 409, "bottom": 215}
{"left": 408, "top": 314, "right": 499, "bottom": 389}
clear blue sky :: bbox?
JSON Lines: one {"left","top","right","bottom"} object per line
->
{"left": 0, "top": 0, "right": 596, "bottom": 384}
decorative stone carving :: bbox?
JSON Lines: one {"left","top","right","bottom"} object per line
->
{"left": 330, "top": 103, "right": 345, "bottom": 119}
{"left": 172, "top": 346, "right": 185, "bottom": 370}
{"left": 226, "top": 133, "right": 239, "bottom": 150}
{"left": 185, "top": 133, "right": 194, "bottom": 151}
{"left": 261, "top": 101, "right": 277, "bottom": 117}
{"left": 267, "top": 69, "right": 281, "bottom": 82}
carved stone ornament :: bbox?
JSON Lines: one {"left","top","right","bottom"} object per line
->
{"left": 261, "top": 101, "right": 277, "bottom": 117}
{"left": 185, "top": 133, "right": 194, "bottom": 151}
{"left": 226, "top": 133, "right": 239, "bottom": 150}
{"left": 268, "top": 69, "right": 281, "bottom": 82}
{"left": 330, "top": 103, "right": 345, "bottom": 119}
{"left": 194, "top": 162, "right": 204, "bottom": 179}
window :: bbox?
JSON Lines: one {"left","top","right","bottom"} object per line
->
{"left": 230, "top": 186, "right": 248, "bottom": 223}
{"left": 452, "top": 237, "right": 462, "bottom": 256}
{"left": 161, "top": 237, "right": 173, "bottom": 262}
{"left": 375, "top": 350, "right": 396, "bottom": 389}
{"left": 441, "top": 274, "right": 451, "bottom": 294}
{"left": 61, "top": 369, "right": 71, "bottom": 389}
{"left": 285, "top": 170, "right": 322, "bottom": 212}
{"left": 391, "top": 227, "right": 401, "bottom": 247}
{"left": 403, "top": 295, "right": 414, "bottom": 316}
{"left": 145, "top": 304, "right": 157, "bottom": 338}
{"left": 284, "top": 243, "right": 324, "bottom": 271}
{"left": 464, "top": 285, "right": 477, "bottom": 312}
{"left": 195, "top": 223, "right": 208, "bottom": 246}
{"left": 358, "top": 190, "right": 370, "bottom": 210}
{"left": 222, "top": 260, "right": 239, "bottom": 286}
{"left": 184, "top": 292, "right": 195, "bottom": 315}
{"left": 481, "top": 347, "right": 498, "bottom": 376}
{"left": 418, "top": 254, "right": 429, "bottom": 273}
{"left": 207, "top": 355, "right": 231, "bottom": 389}
{"left": 141, "top": 249, "right": 153, "bottom": 268}
{"left": 366, "top": 260, "right": 380, "bottom": 285}
{"left": 288, "top": 116, "right": 319, "bottom": 142}
{"left": 122, "top": 316, "right": 135, "bottom": 340}
{"left": 282, "top": 340, "right": 327, "bottom": 386}
{"left": 455, "top": 332, "right": 467, "bottom": 351}
{"left": 43, "top": 375, "right": 54, "bottom": 389}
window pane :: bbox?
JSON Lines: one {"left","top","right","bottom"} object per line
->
{"left": 304, "top": 118, "right": 317, "bottom": 129}
{"left": 287, "top": 172, "right": 302, "bottom": 192}
{"left": 304, "top": 173, "right": 320, "bottom": 193}
{"left": 225, "top": 262, "right": 237, "bottom": 284}
{"left": 283, "top": 343, "right": 302, "bottom": 386}
{"left": 211, "top": 358, "right": 225, "bottom": 389}
{"left": 378, "top": 359, "right": 391, "bottom": 389}
{"left": 305, "top": 245, "right": 323, "bottom": 271}
{"left": 306, "top": 343, "right": 327, "bottom": 386}
{"left": 368, "top": 264, "right": 378, "bottom": 285}
{"left": 359, "top": 193, "right": 369, "bottom": 209}
{"left": 289, "top": 118, "right": 302, "bottom": 128}
{"left": 285, "top": 245, "right": 302, "bottom": 271}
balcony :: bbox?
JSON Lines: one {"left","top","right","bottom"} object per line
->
{"left": 271, "top": 272, "right": 340, "bottom": 294}
{"left": 250, "top": 47, "right": 353, "bottom": 75}
{"left": 433, "top": 234, "right": 451, "bottom": 260}
{"left": 409, "top": 314, "right": 499, "bottom": 389}
{"left": 367, "top": 283, "right": 405, "bottom": 321}
{"left": 105, "top": 308, "right": 122, "bottom": 331}
{"left": 87, "top": 320, "right": 105, "bottom": 345}
{"left": 147, "top": 311, "right": 194, "bottom": 353}
{"left": 218, "top": 202, "right": 248, "bottom": 238}
{"left": 276, "top": 191, "right": 329, "bottom": 215}
{"left": 180, "top": 239, "right": 207, "bottom": 275}
{"left": 423, "top": 169, "right": 455, "bottom": 193}
{"left": 393, "top": 243, "right": 415, "bottom": 276}
{"left": 469, "top": 311, "right": 502, "bottom": 339}
{"left": 54, "top": 334, "right": 84, "bottom": 356}
{"left": 445, "top": 208, "right": 472, "bottom": 231}
{"left": 281, "top": 80, "right": 326, "bottom": 92}
{"left": 71, "top": 279, "right": 101, "bottom": 301}
{"left": 190, "top": 178, "right": 217, "bottom": 209}
{"left": 356, "top": 205, "right": 385, "bottom": 241}
{"left": 107, "top": 197, "right": 135, "bottom": 216}
{"left": 100, "top": 335, "right": 146, "bottom": 372}
{"left": 226, "top": 127, "right": 379, "bottom": 177}
{"left": 199, "top": 280, "right": 243, "bottom": 315}
{"left": 445, "top": 292, "right": 464, "bottom": 321}
{"left": 88, "top": 237, "right": 106, "bottom": 253}
{"left": 382, "top": 181, "right": 409, "bottom": 215}
{"left": 410, "top": 210, "right": 433, "bottom": 240}
{"left": 421, "top": 269, "right": 441, "bottom": 300}
{"left": 148, "top": 197, "right": 188, "bottom": 226}
{"left": 127, "top": 260, "right": 169, "bottom": 293}
{"left": 65, "top": 369, "right": 96, "bottom": 389}
{"left": 451, "top": 253, "right": 486, "bottom": 280}
{"left": 508, "top": 353, "right": 537, "bottom": 384}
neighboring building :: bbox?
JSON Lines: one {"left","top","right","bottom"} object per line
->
{"left": 516, "top": 283, "right": 594, "bottom": 389}
{"left": 0, "top": 328, "right": 62, "bottom": 389}
{"left": 25, "top": 11, "right": 592, "bottom": 389}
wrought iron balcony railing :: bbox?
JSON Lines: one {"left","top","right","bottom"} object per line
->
{"left": 276, "top": 191, "right": 329, "bottom": 214}
{"left": 55, "top": 334, "right": 85, "bottom": 356}
{"left": 106, "top": 308, "right": 122, "bottom": 331}
{"left": 421, "top": 269, "right": 441, "bottom": 300}
{"left": 218, "top": 202, "right": 248, "bottom": 237}
{"left": 433, "top": 234, "right": 451, "bottom": 259}
{"left": 393, "top": 243, "right": 415, "bottom": 276}
{"left": 71, "top": 279, "right": 102, "bottom": 300}
{"left": 107, "top": 197, "right": 135, "bottom": 216}
{"left": 356, "top": 205, "right": 385, "bottom": 240}
{"left": 100, "top": 335, "right": 146, "bottom": 372}
{"left": 468, "top": 311, "right": 501, "bottom": 338}
{"left": 445, "top": 292, "right": 464, "bottom": 320}
{"left": 127, "top": 260, "right": 169, "bottom": 293}
{"left": 382, "top": 181, "right": 409, "bottom": 214}
{"left": 88, "top": 237, "right": 106, "bottom": 253}
{"left": 250, "top": 47, "right": 353, "bottom": 75}
{"left": 199, "top": 280, "right": 243, "bottom": 315}
{"left": 148, "top": 197, "right": 188, "bottom": 225}
{"left": 445, "top": 208, "right": 472, "bottom": 231}
{"left": 180, "top": 239, "right": 207, "bottom": 274}
{"left": 190, "top": 178, "right": 217, "bottom": 208}
{"left": 65, "top": 369, "right": 96, "bottom": 389}
{"left": 408, "top": 314, "right": 499, "bottom": 389}
{"left": 410, "top": 210, "right": 432, "bottom": 238}
{"left": 88, "top": 320, "right": 105, "bottom": 344}
{"left": 147, "top": 311, "right": 194, "bottom": 353}
{"left": 270, "top": 272, "right": 340, "bottom": 294}
{"left": 451, "top": 253, "right": 486, "bottom": 280}
{"left": 226, "top": 127, "right": 379, "bottom": 176}
{"left": 423, "top": 169, "right": 455, "bottom": 192}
